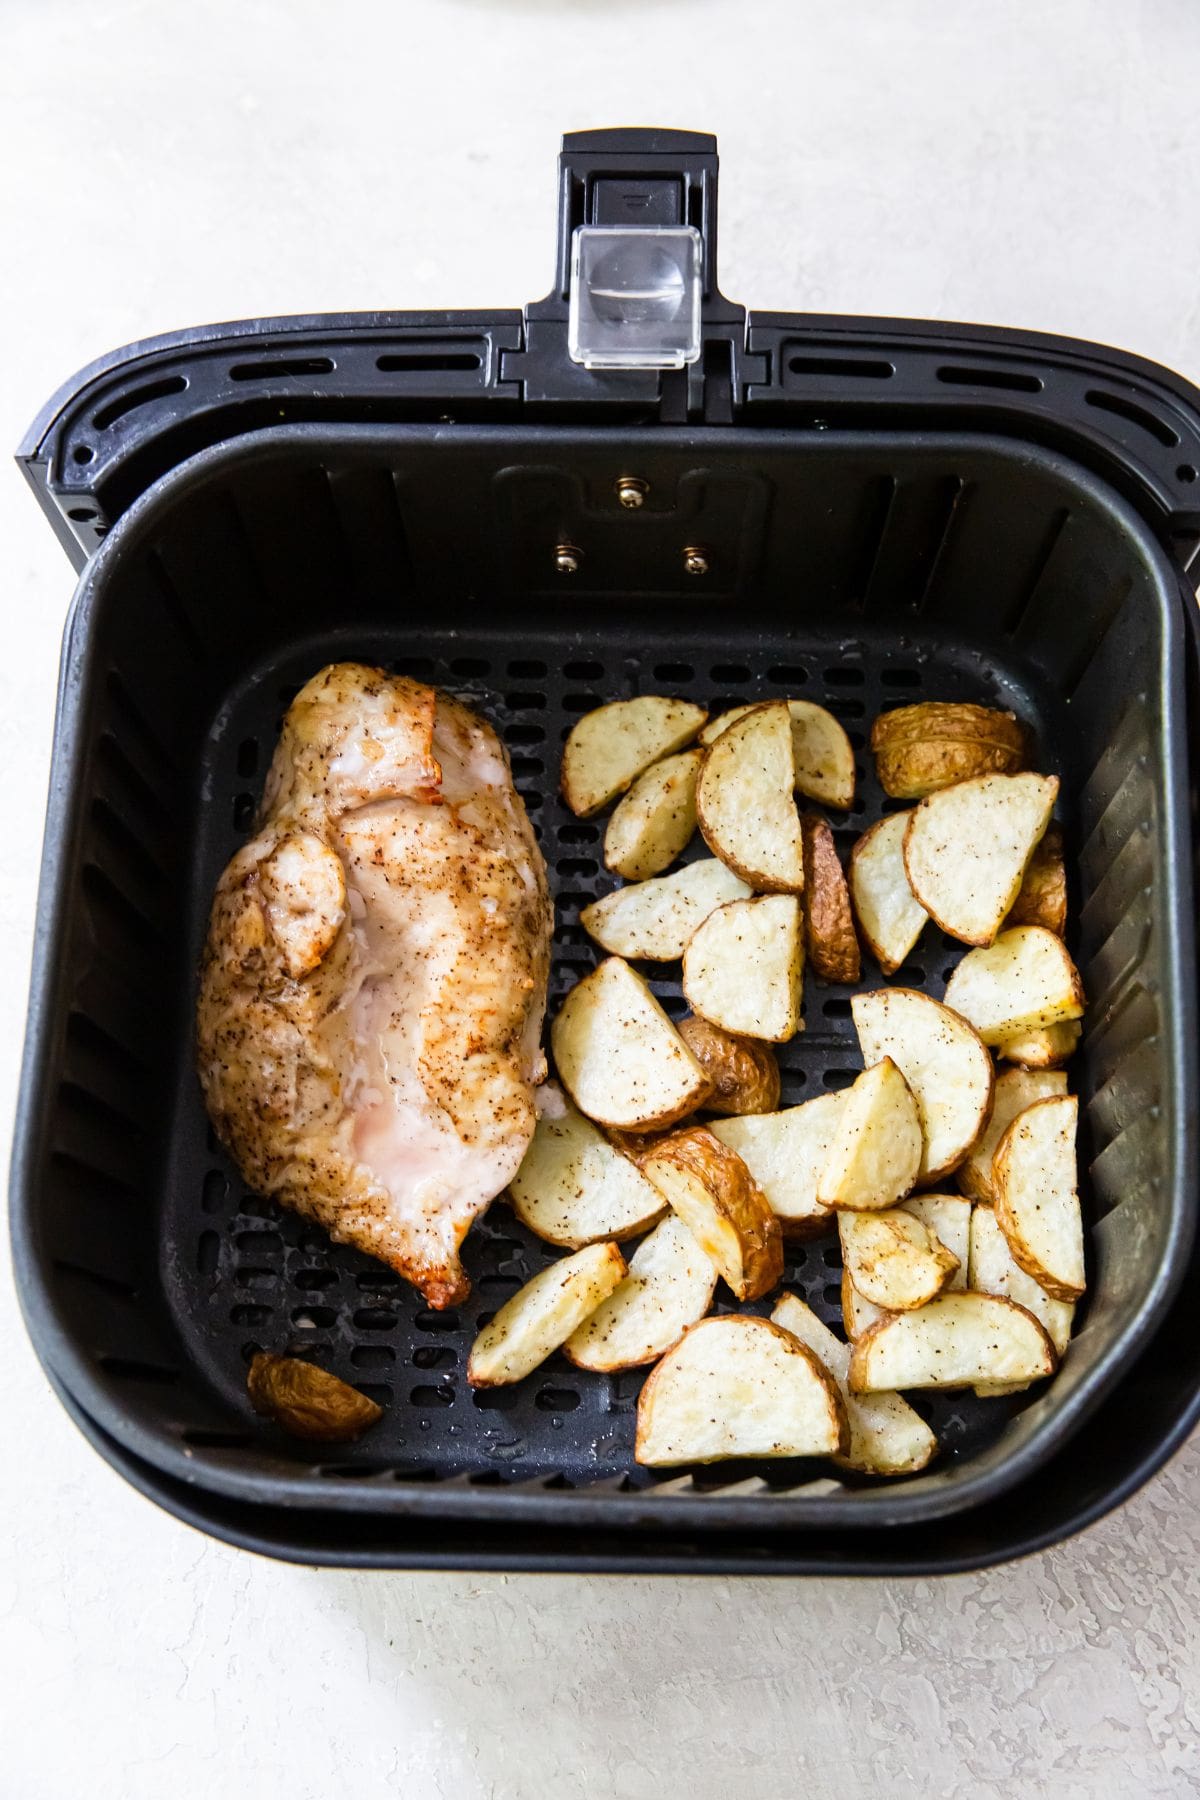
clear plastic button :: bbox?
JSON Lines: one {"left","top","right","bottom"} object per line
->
{"left": 568, "top": 225, "right": 703, "bottom": 371}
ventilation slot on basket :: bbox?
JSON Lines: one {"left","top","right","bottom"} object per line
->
{"left": 377, "top": 350, "right": 482, "bottom": 373}
{"left": 1085, "top": 390, "right": 1179, "bottom": 448}
{"left": 228, "top": 357, "right": 335, "bottom": 382}
{"left": 936, "top": 365, "right": 1043, "bottom": 393}
{"left": 92, "top": 375, "right": 188, "bottom": 431}
{"left": 787, "top": 355, "right": 894, "bottom": 379}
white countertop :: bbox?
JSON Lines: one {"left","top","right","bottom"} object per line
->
{"left": 3, "top": 2, "right": 1199, "bottom": 1794}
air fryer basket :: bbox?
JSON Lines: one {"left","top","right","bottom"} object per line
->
{"left": 12, "top": 131, "right": 1200, "bottom": 1568}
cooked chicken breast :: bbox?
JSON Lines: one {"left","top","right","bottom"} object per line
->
{"left": 196, "top": 663, "right": 552, "bottom": 1307}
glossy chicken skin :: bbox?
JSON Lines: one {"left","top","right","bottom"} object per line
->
{"left": 196, "top": 663, "right": 552, "bottom": 1307}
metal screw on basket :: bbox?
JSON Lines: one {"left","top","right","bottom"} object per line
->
{"left": 683, "top": 545, "right": 710, "bottom": 576}
{"left": 555, "top": 542, "right": 583, "bottom": 575}
{"left": 615, "top": 476, "right": 648, "bottom": 509}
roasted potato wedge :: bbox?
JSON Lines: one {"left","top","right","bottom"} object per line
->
{"left": 900, "top": 1193, "right": 972, "bottom": 1285}
{"left": 248, "top": 1353, "right": 383, "bottom": 1442}
{"left": 993, "top": 1094, "right": 1084, "bottom": 1301}
{"left": 603, "top": 748, "right": 702, "bottom": 880}
{"left": 551, "top": 958, "right": 712, "bottom": 1131}
{"left": 1006, "top": 822, "right": 1067, "bottom": 936}
{"left": 969, "top": 1203, "right": 1075, "bottom": 1382}
{"left": 635, "top": 1315, "right": 847, "bottom": 1466}
{"left": 682, "top": 893, "right": 804, "bottom": 1042}
{"left": 710, "top": 1093, "right": 843, "bottom": 1236}
{"left": 676, "top": 1015, "right": 781, "bottom": 1116}
{"left": 841, "top": 1268, "right": 889, "bottom": 1340}
{"left": 700, "top": 700, "right": 855, "bottom": 809}
{"left": 468, "top": 1241, "right": 627, "bottom": 1386}
{"left": 848, "top": 812, "right": 928, "bottom": 976}
{"left": 698, "top": 702, "right": 760, "bottom": 746}
{"left": 942, "top": 926, "right": 1086, "bottom": 1045}
{"left": 838, "top": 1208, "right": 959, "bottom": 1311}
{"left": 996, "top": 1018, "right": 1082, "bottom": 1069}
{"left": 848, "top": 1292, "right": 1056, "bottom": 1392}
{"left": 801, "top": 813, "right": 861, "bottom": 983}
{"left": 871, "top": 702, "right": 1030, "bottom": 799}
{"left": 508, "top": 1090, "right": 667, "bottom": 1247}
{"left": 903, "top": 773, "right": 1059, "bottom": 946}
{"left": 640, "top": 1126, "right": 783, "bottom": 1300}
{"left": 852, "top": 987, "right": 994, "bottom": 1183}
{"left": 816, "top": 1058, "right": 923, "bottom": 1213}
{"left": 561, "top": 697, "right": 707, "bottom": 817}
{"left": 771, "top": 1292, "right": 937, "bottom": 1475}
{"left": 564, "top": 1214, "right": 717, "bottom": 1372}
{"left": 695, "top": 702, "right": 805, "bottom": 891}
{"left": 958, "top": 1066, "right": 1068, "bottom": 1202}
{"left": 581, "top": 857, "right": 751, "bottom": 961}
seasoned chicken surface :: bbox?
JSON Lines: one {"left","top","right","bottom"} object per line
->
{"left": 196, "top": 663, "right": 552, "bottom": 1307}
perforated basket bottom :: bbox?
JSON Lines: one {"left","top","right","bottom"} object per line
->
{"left": 163, "top": 623, "right": 1054, "bottom": 1490}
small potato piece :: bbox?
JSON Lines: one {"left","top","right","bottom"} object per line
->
{"left": 711, "top": 1093, "right": 843, "bottom": 1236}
{"left": 903, "top": 773, "right": 1059, "bottom": 946}
{"left": 700, "top": 701, "right": 856, "bottom": 809}
{"left": 848, "top": 1292, "right": 1056, "bottom": 1392}
{"left": 958, "top": 1067, "right": 1068, "bottom": 1202}
{"left": 871, "top": 702, "right": 1030, "bottom": 799}
{"left": 816, "top": 1058, "right": 923, "bottom": 1213}
{"left": 641, "top": 1126, "right": 783, "bottom": 1301}
{"left": 852, "top": 988, "right": 994, "bottom": 1183}
{"left": 682, "top": 894, "right": 804, "bottom": 1042}
{"left": 842, "top": 1269, "right": 888, "bottom": 1340}
{"left": 604, "top": 749, "right": 702, "bottom": 880}
{"left": 468, "top": 1242, "right": 627, "bottom": 1386}
{"left": 993, "top": 1094, "right": 1085, "bottom": 1302}
{"left": 564, "top": 1214, "right": 717, "bottom": 1372}
{"left": 677, "top": 1015, "right": 780, "bottom": 1116}
{"left": 771, "top": 1292, "right": 937, "bottom": 1476}
{"left": 561, "top": 697, "right": 707, "bottom": 817}
{"left": 997, "top": 1018, "right": 1082, "bottom": 1069}
{"left": 696, "top": 702, "right": 805, "bottom": 891}
{"left": 943, "top": 927, "right": 1086, "bottom": 1045}
{"left": 581, "top": 857, "right": 751, "bottom": 961}
{"left": 635, "top": 1315, "right": 846, "bottom": 1466}
{"left": 248, "top": 1354, "right": 383, "bottom": 1442}
{"left": 838, "top": 1208, "right": 959, "bottom": 1311}
{"left": 900, "top": 1194, "right": 972, "bottom": 1285}
{"left": 509, "top": 1094, "right": 667, "bottom": 1247}
{"left": 849, "top": 813, "right": 928, "bottom": 976}
{"left": 551, "top": 958, "right": 712, "bottom": 1131}
{"left": 1006, "top": 823, "right": 1067, "bottom": 936}
{"left": 801, "top": 814, "right": 861, "bottom": 983}
{"left": 969, "top": 1205, "right": 1075, "bottom": 1360}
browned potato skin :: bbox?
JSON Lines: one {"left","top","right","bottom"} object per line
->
{"left": 677, "top": 1015, "right": 781, "bottom": 1117}
{"left": 643, "top": 1126, "right": 784, "bottom": 1301}
{"left": 1006, "top": 823, "right": 1067, "bottom": 935}
{"left": 800, "top": 814, "right": 861, "bottom": 983}
{"left": 248, "top": 1353, "right": 383, "bottom": 1442}
{"left": 872, "top": 703, "right": 1030, "bottom": 799}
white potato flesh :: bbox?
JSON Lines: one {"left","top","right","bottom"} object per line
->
{"left": 771, "top": 1292, "right": 937, "bottom": 1475}
{"left": 816, "top": 1058, "right": 923, "bottom": 1212}
{"left": 635, "top": 1316, "right": 846, "bottom": 1466}
{"left": 848, "top": 1292, "right": 1056, "bottom": 1392}
{"left": 508, "top": 1094, "right": 667, "bottom": 1247}
{"left": 852, "top": 987, "right": 994, "bottom": 1182}
{"left": 564, "top": 1214, "right": 717, "bottom": 1372}
{"left": 550, "top": 958, "right": 711, "bottom": 1130}
{"left": 942, "top": 927, "right": 1086, "bottom": 1045}
{"left": 603, "top": 748, "right": 702, "bottom": 880}
{"left": 467, "top": 1242, "right": 627, "bottom": 1386}
{"left": 849, "top": 812, "right": 928, "bottom": 976}
{"left": 710, "top": 1092, "right": 843, "bottom": 1234}
{"left": 561, "top": 697, "right": 707, "bottom": 817}
{"left": 969, "top": 1204, "right": 1075, "bottom": 1359}
{"left": 682, "top": 894, "right": 804, "bottom": 1042}
{"left": 695, "top": 702, "right": 805, "bottom": 891}
{"left": 838, "top": 1208, "right": 959, "bottom": 1311}
{"left": 993, "top": 1094, "right": 1085, "bottom": 1301}
{"left": 700, "top": 701, "right": 855, "bottom": 808}
{"left": 581, "top": 857, "right": 751, "bottom": 961}
{"left": 996, "top": 1019, "right": 1082, "bottom": 1069}
{"left": 903, "top": 773, "right": 1059, "bottom": 946}
{"left": 900, "top": 1194, "right": 972, "bottom": 1287}
{"left": 958, "top": 1067, "right": 1068, "bottom": 1202}
{"left": 842, "top": 1270, "right": 888, "bottom": 1340}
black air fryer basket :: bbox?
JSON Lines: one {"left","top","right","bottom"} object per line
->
{"left": 12, "top": 131, "right": 1200, "bottom": 1572}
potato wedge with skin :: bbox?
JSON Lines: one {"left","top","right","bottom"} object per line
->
{"left": 771, "top": 1292, "right": 937, "bottom": 1476}
{"left": 561, "top": 697, "right": 707, "bottom": 817}
{"left": 676, "top": 1015, "right": 781, "bottom": 1116}
{"left": 801, "top": 814, "right": 861, "bottom": 983}
{"left": 958, "top": 1067, "right": 1068, "bottom": 1203}
{"left": 899, "top": 1194, "right": 972, "bottom": 1285}
{"left": 842, "top": 1269, "right": 889, "bottom": 1340}
{"left": 468, "top": 1241, "right": 627, "bottom": 1386}
{"left": 640, "top": 1126, "right": 783, "bottom": 1301}
{"left": 816, "top": 1058, "right": 923, "bottom": 1213}
{"left": 942, "top": 927, "right": 1086, "bottom": 1045}
{"left": 1006, "top": 823, "right": 1067, "bottom": 936}
{"left": 852, "top": 988, "right": 994, "bottom": 1183}
{"left": 508, "top": 1092, "right": 667, "bottom": 1247}
{"left": 603, "top": 749, "right": 702, "bottom": 881}
{"left": 871, "top": 702, "right": 1030, "bottom": 799}
{"left": 581, "top": 857, "right": 751, "bottom": 961}
{"left": 696, "top": 702, "right": 805, "bottom": 891}
{"left": 551, "top": 958, "right": 712, "bottom": 1131}
{"left": 993, "top": 1094, "right": 1084, "bottom": 1302}
{"left": 711, "top": 1093, "right": 843, "bottom": 1236}
{"left": 848, "top": 1292, "right": 1056, "bottom": 1393}
{"left": 248, "top": 1354, "right": 383, "bottom": 1443}
{"left": 635, "top": 1315, "right": 847, "bottom": 1466}
{"left": 700, "top": 700, "right": 856, "bottom": 809}
{"left": 849, "top": 813, "right": 928, "bottom": 976}
{"left": 903, "top": 773, "right": 1059, "bottom": 946}
{"left": 682, "top": 894, "right": 804, "bottom": 1043}
{"left": 969, "top": 1204, "right": 1075, "bottom": 1360}
{"left": 996, "top": 1018, "right": 1082, "bottom": 1069}
{"left": 838, "top": 1208, "right": 959, "bottom": 1311}
{"left": 564, "top": 1214, "right": 718, "bottom": 1372}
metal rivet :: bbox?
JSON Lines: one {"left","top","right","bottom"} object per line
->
{"left": 615, "top": 476, "right": 648, "bottom": 509}
{"left": 683, "top": 545, "right": 710, "bottom": 577}
{"left": 555, "top": 543, "right": 583, "bottom": 575}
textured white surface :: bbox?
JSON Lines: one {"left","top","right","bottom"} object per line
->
{"left": 3, "top": 1, "right": 1200, "bottom": 1795}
